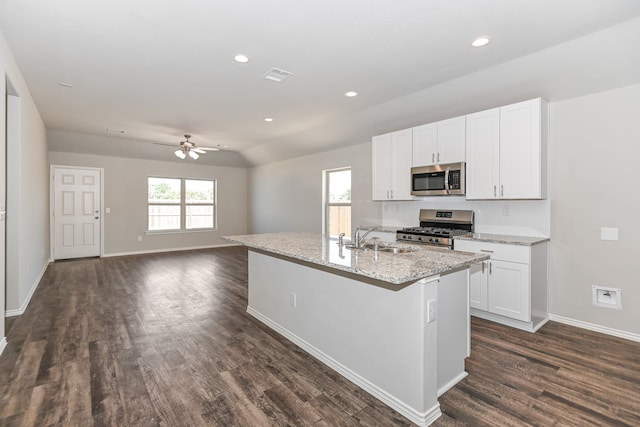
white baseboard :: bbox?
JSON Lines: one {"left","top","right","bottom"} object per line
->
{"left": 102, "top": 243, "right": 240, "bottom": 258}
{"left": 247, "top": 306, "right": 442, "bottom": 427}
{"left": 0, "top": 338, "right": 6, "bottom": 356}
{"left": 549, "top": 314, "right": 640, "bottom": 343}
{"left": 438, "top": 371, "right": 468, "bottom": 397}
{"left": 5, "top": 261, "right": 50, "bottom": 317}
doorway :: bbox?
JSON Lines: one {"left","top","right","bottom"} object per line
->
{"left": 51, "top": 166, "right": 103, "bottom": 260}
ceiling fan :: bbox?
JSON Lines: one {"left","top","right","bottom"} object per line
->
{"left": 156, "top": 134, "right": 220, "bottom": 160}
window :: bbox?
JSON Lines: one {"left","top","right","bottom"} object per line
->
{"left": 148, "top": 177, "right": 216, "bottom": 231}
{"left": 324, "top": 168, "right": 351, "bottom": 238}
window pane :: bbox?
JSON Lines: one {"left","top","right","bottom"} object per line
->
{"left": 329, "top": 170, "right": 351, "bottom": 203}
{"left": 186, "top": 205, "right": 214, "bottom": 229}
{"left": 325, "top": 168, "right": 351, "bottom": 238}
{"left": 329, "top": 205, "right": 351, "bottom": 238}
{"left": 148, "top": 205, "right": 180, "bottom": 230}
{"left": 148, "top": 177, "right": 181, "bottom": 204}
{"left": 186, "top": 179, "right": 214, "bottom": 204}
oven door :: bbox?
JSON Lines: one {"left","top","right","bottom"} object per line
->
{"left": 411, "top": 163, "right": 465, "bottom": 196}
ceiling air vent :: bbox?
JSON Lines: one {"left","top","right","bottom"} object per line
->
{"left": 263, "top": 68, "right": 293, "bottom": 83}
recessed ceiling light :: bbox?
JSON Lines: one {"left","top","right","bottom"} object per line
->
{"left": 264, "top": 117, "right": 274, "bottom": 122}
{"left": 471, "top": 36, "right": 491, "bottom": 47}
{"left": 344, "top": 91, "right": 358, "bottom": 97}
{"left": 234, "top": 54, "right": 249, "bottom": 63}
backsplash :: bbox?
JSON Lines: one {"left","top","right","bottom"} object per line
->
{"left": 380, "top": 197, "right": 550, "bottom": 237}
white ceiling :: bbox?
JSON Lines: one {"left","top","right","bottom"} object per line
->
{"left": 2, "top": 0, "right": 640, "bottom": 167}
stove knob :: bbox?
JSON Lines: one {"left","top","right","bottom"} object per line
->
{"left": 433, "top": 238, "right": 439, "bottom": 243}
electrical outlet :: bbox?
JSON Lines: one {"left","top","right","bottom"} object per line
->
{"left": 426, "top": 299, "right": 436, "bottom": 323}
{"left": 289, "top": 292, "right": 297, "bottom": 308}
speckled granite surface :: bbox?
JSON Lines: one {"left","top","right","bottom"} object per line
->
{"left": 223, "top": 232, "right": 488, "bottom": 285}
{"left": 455, "top": 233, "right": 550, "bottom": 246}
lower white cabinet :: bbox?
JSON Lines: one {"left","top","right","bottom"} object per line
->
{"left": 455, "top": 239, "right": 548, "bottom": 332}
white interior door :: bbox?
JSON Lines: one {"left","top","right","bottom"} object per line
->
{"left": 53, "top": 167, "right": 102, "bottom": 260}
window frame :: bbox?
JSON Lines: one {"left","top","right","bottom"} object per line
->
{"left": 147, "top": 176, "right": 217, "bottom": 233}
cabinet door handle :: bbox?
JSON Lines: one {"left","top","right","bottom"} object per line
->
{"left": 444, "top": 167, "right": 451, "bottom": 195}
{"left": 481, "top": 261, "right": 485, "bottom": 274}
{"left": 432, "top": 153, "right": 435, "bottom": 163}
{"left": 437, "top": 152, "right": 440, "bottom": 162}
{"left": 390, "top": 189, "right": 394, "bottom": 199}
{"left": 489, "top": 262, "right": 492, "bottom": 274}
{"left": 501, "top": 185, "right": 504, "bottom": 197}
{"left": 493, "top": 185, "right": 497, "bottom": 197}
{"left": 480, "top": 249, "right": 494, "bottom": 253}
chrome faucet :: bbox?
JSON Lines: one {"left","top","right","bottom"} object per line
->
{"left": 352, "top": 227, "right": 373, "bottom": 248}
{"left": 338, "top": 232, "right": 346, "bottom": 247}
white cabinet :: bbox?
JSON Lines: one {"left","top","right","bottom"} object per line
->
{"left": 372, "top": 129, "right": 413, "bottom": 200}
{"left": 467, "top": 261, "right": 488, "bottom": 311}
{"left": 412, "top": 116, "right": 466, "bottom": 166}
{"left": 465, "top": 98, "right": 547, "bottom": 200}
{"left": 455, "top": 239, "right": 548, "bottom": 332}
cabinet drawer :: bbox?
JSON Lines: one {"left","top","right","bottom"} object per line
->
{"left": 455, "top": 240, "right": 530, "bottom": 264}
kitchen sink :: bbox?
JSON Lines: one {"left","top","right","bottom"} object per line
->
{"left": 377, "top": 246, "right": 416, "bottom": 254}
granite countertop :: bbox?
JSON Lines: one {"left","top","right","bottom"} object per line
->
{"left": 455, "top": 233, "right": 550, "bottom": 246}
{"left": 223, "top": 232, "right": 488, "bottom": 285}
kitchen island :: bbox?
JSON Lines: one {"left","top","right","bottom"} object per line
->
{"left": 223, "top": 232, "right": 488, "bottom": 426}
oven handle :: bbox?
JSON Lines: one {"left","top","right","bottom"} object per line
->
{"left": 444, "top": 167, "right": 450, "bottom": 195}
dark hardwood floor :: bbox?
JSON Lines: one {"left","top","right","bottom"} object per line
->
{"left": 0, "top": 246, "right": 638, "bottom": 426}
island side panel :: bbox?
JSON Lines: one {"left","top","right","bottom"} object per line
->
{"left": 247, "top": 250, "right": 441, "bottom": 422}
{"left": 436, "top": 268, "right": 470, "bottom": 395}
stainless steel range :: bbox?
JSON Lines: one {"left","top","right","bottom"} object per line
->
{"left": 396, "top": 209, "right": 474, "bottom": 249}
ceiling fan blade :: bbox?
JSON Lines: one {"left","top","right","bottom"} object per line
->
{"left": 153, "top": 142, "right": 177, "bottom": 147}
{"left": 197, "top": 146, "right": 220, "bottom": 151}
{"left": 192, "top": 148, "right": 207, "bottom": 154}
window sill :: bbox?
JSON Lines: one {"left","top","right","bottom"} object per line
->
{"left": 145, "top": 228, "right": 218, "bottom": 236}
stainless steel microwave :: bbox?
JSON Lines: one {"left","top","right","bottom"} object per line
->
{"left": 411, "top": 162, "right": 465, "bottom": 196}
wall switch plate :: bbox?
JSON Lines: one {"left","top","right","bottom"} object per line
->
{"left": 426, "top": 299, "right": 436, "bottom": 323}
{"left": 600, "top": 227, "right": 619, "bottom": 241}
{"left": 137, "top": 236, "right": 142, "bottom": 242}
{"left": 105, "top": 207, "right": 111, "bottom": 213}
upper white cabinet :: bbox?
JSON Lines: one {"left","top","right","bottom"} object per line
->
{"left": 412, "top": 116, "right": 466, "bottom": 167}
{"left": 465, "top": 98, "right": 547, "bottom": 200}
{"left": 372, "top": 129, "right": 413, "bottom": 201}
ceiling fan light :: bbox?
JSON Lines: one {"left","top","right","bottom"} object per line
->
{"left": 188, "top": 150, "right": 199, "bottom": 160}
{"left": 175, "top": 149, "right": 186, "bottom": 159}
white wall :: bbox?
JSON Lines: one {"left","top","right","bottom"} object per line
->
{"left": 47, "top": 151, "right": 248, "bottom": 255}
{"left": 249, "top": 142, "right": 381, "bottom": 234}
{"left": 1, "top": 31, "right": 49, "bottom": 318}
{"left": 549, "top": 83, "right": 640, "bottom": 336}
